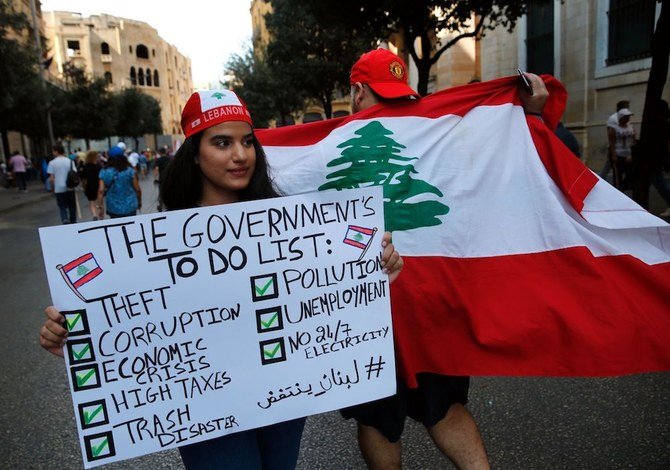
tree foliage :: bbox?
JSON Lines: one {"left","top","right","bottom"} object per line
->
{"left": 224, "top": 46, "right": 303, "bottom": 127}
{"left": 51, "top": 63, "right": 116, "bottom": 146}
{"left": 0, "top": 1, "right": 47, "bottom": 152}
{"left": 309, "top": 0, "right": 528, "bottom": 96}
{"left": 114, "top": 87, "right": 163, "bottom": 149}
{"left": 264, "top": 0, "right": 379, "bottom": 118}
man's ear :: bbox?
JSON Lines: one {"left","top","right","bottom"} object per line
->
{"left": 352, "top": 82, "right": 365, "bottom": 107}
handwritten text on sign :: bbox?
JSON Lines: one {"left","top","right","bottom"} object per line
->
{"left": 39, "top": 187, "right": 394, "bottom": 468}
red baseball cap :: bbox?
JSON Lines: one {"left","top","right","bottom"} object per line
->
{"left": 350, "top": 49, "right": 420, "bottom": 99}
{"left": 181, "top": 89, "right": 252, "bottom": 139}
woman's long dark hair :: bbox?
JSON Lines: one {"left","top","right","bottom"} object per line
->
{"left": 159, "top": 132, "right": 281, "bottom": 211}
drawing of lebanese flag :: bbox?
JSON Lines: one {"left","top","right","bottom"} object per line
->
{"left": 60, "top": 253, "right": 103, "bottom": 289}
{"left": 344, "top": 225, "right": 376, "bottom": 249}
{"left": 256, "top": 75, "right": 670, "bottom": 384}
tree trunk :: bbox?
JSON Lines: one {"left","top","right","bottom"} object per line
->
{"left": 133, "top": 137, "right": 139, "bottom": 151}
{"left": 85, "top": 138, "right": 91, "bottom": 150}
{"left": 322, "top": 95, "right": 333, "bottom": 119}
{"left": 632, "top": 1, "right": 670, "bottom": 208}
{"left": 409, "top": 32, "right": 433, "bottom": 97}
{"left": 1, "top": 130, "right": 9, "bottom": 158}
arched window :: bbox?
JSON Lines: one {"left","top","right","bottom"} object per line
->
{"left": 302, "top": 112, "right": 323, "bottom": 123}
{"left": 136, "top": 44, "right": 149, "bottom": 59}
{"left": 101, "top": 42, "right": 110, "bottom": 55}
{"left": 153, "top": 70, "right": 160, "bottom": 87}
{"left": 130, "top": 67, "right": 136, "bottom": 85}
{"left": 138, "top": 68, "right": 145, "bottom": 86}
{"left": 104, "top": 72, "right": 113, "bottom": 84}
{"left": 145, "top": 69, "right": 152, "bottom": 86}
{"left": 333, "top": 110, "right": 350, "bottom": 118}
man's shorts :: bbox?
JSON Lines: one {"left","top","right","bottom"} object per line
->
{"left": 340, "top": 373, "right": 469, "bottom": 443}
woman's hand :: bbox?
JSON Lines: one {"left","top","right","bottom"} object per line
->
{"left": 39, "top": 306, "right": 67, "bottom": 358}
{"left": 380, "top": 231, "right": 403, "bottom": 284}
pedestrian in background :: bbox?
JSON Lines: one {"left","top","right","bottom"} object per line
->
{"left": 97, "top": 145, "right": 141, "bottom": 219}
{"left": 80, "top": 150, "right": 101, "bottom": 220}
{"left": 603, "top": 100, "right": 630, "bottom": 182}
{"left": 47, "top": 144, "right": 77, "bottom": 224}
{"left": 609, "top": 108, "right": 636, "bottom": 190}
{"left": 8, "top": 150, "right": 29, "bottom": 192}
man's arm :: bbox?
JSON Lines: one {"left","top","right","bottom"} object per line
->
{"left": 519, "top": 72, "right": 549, "bottom": 117}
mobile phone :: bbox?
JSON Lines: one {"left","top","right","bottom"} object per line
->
{"left": 517, "top": 69, "right": 533, "bottom": 96}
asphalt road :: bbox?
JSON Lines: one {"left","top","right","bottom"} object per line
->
{"left": 1, "top": 177, "right": 668, "bottom": 469}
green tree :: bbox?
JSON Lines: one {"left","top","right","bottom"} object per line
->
{"left": 319, "top": 121, "right": 449, "bottom": 231}
{"left": 225, "top": 46, "right": 303, "bottom": 127}
{"left": 264, "top": 0, "right": 379, "bottom": 118}
{"left": 51, "top": 63, "right": 115, "bottom": 148}
{"left": 114, "top": 88, "right": 162, "bottom": 150}
{"left": 0, "top": 2, "right": 46, "bottom": 155}
{"left": 311, "top": 0, "right": 528, "bottom": 96}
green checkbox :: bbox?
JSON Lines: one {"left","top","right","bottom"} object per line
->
{"left": 85, "top": 431, "right": 115, "bottom": 461}
{"left": 261, "top": 312, "right": 278, "bottom": 329}
{"left": 76, "top": 368, "right": 97, "bottom": 387}
{"left": 259, "top": 337, "right": 286, "bottom": 364}
{"left": 62, "top": 310, "right": 89, "bottom": 336}
{"left": 263, "top": 342, "right": 281, "bottom": 358}
{"left": 251, "top": 274, "right": 279, "bottom": 301}
{"left": 83, "top": 405, "right": 104, "bottom": 425}
{"left": 91, "top": 437, "right": 109, "bottom": 457}
{"left": 66, "top": 313, "right": 82, "bottom": 331}
{"left": 255, "top": 278, "right": 275, "bottom": 296}
{"left": 72, "top": 343, "right": 91, "bottom": 360}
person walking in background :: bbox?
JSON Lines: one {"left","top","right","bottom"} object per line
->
{"left": 97, "top": 145, "right": 141, "bottom": 219}
{"left": 8, "top": 151, "right": 29, "bottom": 192}
{"left": 47, "top": 144, "right": 77, "bottom": 224}
{"left": 609, "top": 108, "right": 636, "bottom": 191}
{"left": 603, "top": 100, "right": 630, "bottom": 182}
{"left": 79, "top": 150, "right": 102, "bottom": 220}
{"left": 153, "top": 146, "right": 172, "bottom": 211}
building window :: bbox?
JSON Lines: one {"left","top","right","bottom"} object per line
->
{"left": 526, "top": 0, "right": 554, "bottom": 75}
{"left": 607, "top": 0, "right": 655, "bottom": 65}
{"left": 104, "top": 71, "right": 113, "bottom": 84}
{"left": 101, "top": 42, "right": 110, "bottom": 55}
{"left": 333, "top": 110, "right": 350, "bottom": 118}
{"left": 146, "top": 69, "right": 152, "bottom": 86}
{"left": 302, "top": 112, "right": 323, "bottom": 123}
{"left": 129, "top": 45, "right": 133, "bottom": 53}
{"left": 152, "top": 48, "right": 156, "bottom": 57}
{"left": 153, "top": 70, "right": 160, "bottom": 87}
{"left": 130, "top": 67, "right": 136, "bottom": 85}
{"left": 66, "top": 40, "right": 80, "bottom": 58}
{"left": 136, "top": 44, "right": 149, "bottom": 59}
{"left": 138, "top": 68, "right": 145, "bottom": 86}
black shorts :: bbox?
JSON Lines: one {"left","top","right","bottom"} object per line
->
{"left": 340, "top": 373, "right": 469, "bottom": 443}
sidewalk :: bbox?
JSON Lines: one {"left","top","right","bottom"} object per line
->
{"left": 0, "top": 178, "right": 53, "bottom": 215}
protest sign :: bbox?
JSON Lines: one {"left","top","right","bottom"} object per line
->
{"left": 39, "top": 187, "right": 394, "bottom": 468}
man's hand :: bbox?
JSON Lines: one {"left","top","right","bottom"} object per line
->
{"left": 520, "top": 72, "right": 549, "bottom": 115}
{"left": 380, "top": 231, "right": 403, "bottom": 284}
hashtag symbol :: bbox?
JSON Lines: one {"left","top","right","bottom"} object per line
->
{"left": 365, "top": 356, "right": 385, "bottom": 380}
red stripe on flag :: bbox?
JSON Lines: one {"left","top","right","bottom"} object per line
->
{"left": 73, "top": 267, "right": 102, "bottom": 288}
{"left": 348, "top": 225, "right": 376, "bottom": 235}
{"left": 256, "top": 75, "right": 566, "bottom": 147}
{"left": 391, "top": 250, "right": 670, "bottom": 387}
{"left": 344, "top": 239, "right": 368, "bottom": 249}
{"left": 63, "top": 253, "right": 94, "bottom": 272}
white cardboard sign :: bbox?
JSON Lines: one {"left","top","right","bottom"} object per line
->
{"left": 39, "top": 187, "right": 395, "bottom": 468}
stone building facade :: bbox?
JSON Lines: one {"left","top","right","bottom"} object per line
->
{"left": 43, "top": 11, "right": 193, "bottom": 141}
{"left": 478, "top": 0, "right": 669, "bottom": 169}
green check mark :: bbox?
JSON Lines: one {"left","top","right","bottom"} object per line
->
{"left": 66, "top": 313, "right": 82, "bottom": 331}
{"left": 83, "top": 405, "right": 104, "bottom": 424}
{"left": 76, "top": 368, "right": 97, "bottom": 387}
{"left": 255, "top": 278, "right": 275, "bottom": 296}
{"left": 263, "top": 343, "right": 282, "bottom": 359}
{"left": 260, "top": 313, "right": 279, "bottom": 329}
{"left": 91, "top": 437, "right": 109, "bottom": 457}
{"left": 72, "top": 344, "right": 91, "bottom": 360}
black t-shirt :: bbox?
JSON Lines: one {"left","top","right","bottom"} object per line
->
{"left": 155, "top": 155, "right": 171, "bottom": 181}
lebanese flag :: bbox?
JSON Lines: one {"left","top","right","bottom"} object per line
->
{"left": 256, "top": 76, "right": 670, "bottom": 386}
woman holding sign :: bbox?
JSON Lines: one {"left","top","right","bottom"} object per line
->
{"left": 39, "top": 89, "right": 404, "bottom": 470}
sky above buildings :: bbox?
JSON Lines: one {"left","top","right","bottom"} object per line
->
{"left": 41, "top": 0, "right": 253, "bottom": 88}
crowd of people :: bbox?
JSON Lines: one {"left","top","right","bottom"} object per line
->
{"left": 37, "top": 143, "right": 174, "bottom": 224}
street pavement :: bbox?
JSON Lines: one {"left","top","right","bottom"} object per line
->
{"left": 1, "top": 175, "right": 669, "bottom": 469}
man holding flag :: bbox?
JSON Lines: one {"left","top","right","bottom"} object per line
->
{"left": 336, "top": 48, "right": 548, "bottom": 470}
